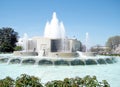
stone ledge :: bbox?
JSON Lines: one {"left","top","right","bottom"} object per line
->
{"left": 13, "top": 51, "right": 38, "bottom": 56}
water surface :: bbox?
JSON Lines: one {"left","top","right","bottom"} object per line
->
{"left": 0, "top": 56, "right": 120, "bottom": 87}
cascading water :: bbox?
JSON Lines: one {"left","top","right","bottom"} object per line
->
{"left": 0, "top": 56, "right": 116, "bottom": 65}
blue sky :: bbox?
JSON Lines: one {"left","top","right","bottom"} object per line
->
{"left": 0, "top": 0, "right": 120, "bottom": 47}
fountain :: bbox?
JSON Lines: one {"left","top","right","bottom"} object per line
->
{"left": 44, "top": 12, "right": 68, "bottom": 52}
{"left": 23, "top": 33, "right": 28, "bottom": 51}
{"left": 0, "top": 54, "right": 116, "bottom": 65}
{"left": 14, "top": 33, "right": 38, "bottom": 56}
{"left": 85, "top": 32, "right": 89, "bottom": 52}
{"left": 0, "top": 12, "right": 119, "bottom": 87}
{"left": 44, "top": 12, "right": 66, "bottom": 39}
{"left": 0, "top": 12, "right": 117, "bottom": 66}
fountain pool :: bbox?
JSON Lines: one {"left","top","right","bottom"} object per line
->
{"left": 0, "top": 54, "right": 120, "bottom": 87}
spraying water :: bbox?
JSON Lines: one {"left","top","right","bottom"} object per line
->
{"left": 23, "top": 33, "right": 28, "bottom": 52}
{"left": 44, "top": 12, "right": 66, "bottom": 39}
{"left": 85, "top": 32, "right": 89, "bottom": 52}
{"left": 44, "top": 12, "right": 68, "bottom": 52}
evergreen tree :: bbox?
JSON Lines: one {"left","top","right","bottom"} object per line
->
{"left": 0, "top": 27, "right": 18, "bottom": 52}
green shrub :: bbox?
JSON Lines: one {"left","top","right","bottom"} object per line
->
{"left": 15, "top": 74, "right": 43, "bottom": 87}
{"left": 0, "top": 74, "right": 110, "bottom": 87}
{"left": 45, "top": 75, "right": 110, "bottom": 87}
{"left": 0, "top": 76, "right": 14, "bottom": 87}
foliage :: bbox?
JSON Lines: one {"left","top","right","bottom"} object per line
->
{"left": 0, "top": 27, "right": 18, "bottom": 52}
{"left": 0, "top": 74, "right": 110, "bottom": 87}
{"left": 101, "top": 54, "right": 120, "bottom": 56}
{"left": 45, "top": 75, "right": 110, "bottom": 87}
{"left": 14, "top": 46, "right": 22, "bottom": 51}
{"left": 0, "top": 76, "right": 14, "bottom": 87}
{"left": 106, "top": 35, "right": 120, "bottom": 50}
{"left": 15, "top": 74, "right": 43, "bottom": 87}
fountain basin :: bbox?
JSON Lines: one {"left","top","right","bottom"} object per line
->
{"left": 0, "top": 54, "right": 116, "bottom": 66}
{"left": 13, "top": 51, "right": 38, "bottom": 56}
{"left": 48, "top": 52, "right": 79, "bottom": 58}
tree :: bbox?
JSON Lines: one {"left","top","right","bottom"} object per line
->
{"left": 106, "top": 36, "right": 120, "bottom": 50}
{"left": 14, "top": 46, "right": 22, "bottom": 51}
{"left": 0, "top": 27, "right": 18, "bottom": 52}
